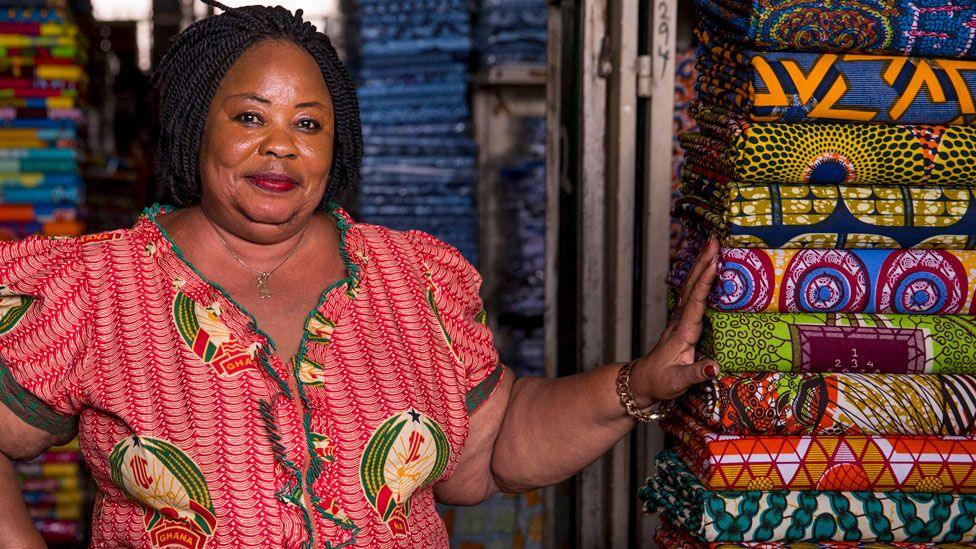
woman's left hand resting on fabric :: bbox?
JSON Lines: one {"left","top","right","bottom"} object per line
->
{"left": 436, "top": 237, "right": 720, "bottom": 503}
{"left": 0, "top": 2, "right": 720, "bottom": 544}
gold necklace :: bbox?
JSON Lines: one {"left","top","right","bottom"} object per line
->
{"left": 208, "top": 218, "right": 309, "bottom": 299}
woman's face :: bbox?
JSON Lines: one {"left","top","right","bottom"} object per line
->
{"left": 198, "top": 38, "right": 335, "bottom": 241}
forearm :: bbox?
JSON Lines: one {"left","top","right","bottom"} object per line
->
{"left": 481, "top": 238, "right": 719, "bottom": 496}
{"left": 489, "top": 362, "right": 636, "bottom": 492}
{"left": 0, "top": 454, "right": 43, "bottom": 548}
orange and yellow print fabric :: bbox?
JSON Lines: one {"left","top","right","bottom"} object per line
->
{"left": 697, "top": 29, "right": 976, "bottom": 125}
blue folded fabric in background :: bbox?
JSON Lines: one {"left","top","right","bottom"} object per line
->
{"left": 477, "top": 0, "right": 548, "bottom": 66}
{"left": 356, "top": 0, "right": 479, "bottom": 262}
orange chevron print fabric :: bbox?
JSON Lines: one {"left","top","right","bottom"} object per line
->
{"left": 0, "top": 204, "right": 504, "bottom": 548}
{"left": 698, "top": 29, "right": 976, "bottom": 125}
{"left": 665, "top": 416, "right": 976, "bottom": 493}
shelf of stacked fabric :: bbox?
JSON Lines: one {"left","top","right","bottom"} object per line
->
{"left": 643, "top": 371, "right": 976, "bottom": 544}
{"left": 357, "top": 0, "right": 479, "bottom": 263}
{"left": 495, "top": 117, "right": 545, "bottom": 378}
{"left": 0, "top": 1, "right": 89, "bottom": 545}
{"left": 0, "top": 0, "right": 83, "bottom": 239}
{"left": 647, "top": 0, "right": 976, "bottom": 545}
{"left": 15, "top": 438, "right": 89, "bottom": 545}
{"left": 643, "top": 448, "right": 976, "bottom": 543}
{"left": 677, "top": 246, "right": 976, "bottom": 372}
{"left": 654, "top": 224, "right": 976, "bottom": 543}
{"left": 475, "top": 0, "right": 547, "bottom": 68}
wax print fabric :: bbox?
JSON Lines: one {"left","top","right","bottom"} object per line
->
{"left": 655, "top": 521, "right": 976, "bottom": 549}
{"left": 674, "top": 183, "right": 976, "bottom": 249}
{"left": 672, "top": 47, "right": 698, "bottom": 260}
{"left": 679, "top": 372, "right": 976, "bottom": 437}
{"left": 0, "top": 8, "right": 67, "bottom": 24}
{"left": 708, "top": 248, "right": 976, "bottom": 314}
{"left": 0, "top": 205, "right": 505, "bottom": 548}
{"left": 640, "top": 450, "right": 976, "bottom": 543}
{"left": 664, "top": 416, "right": 976, "bottom": 492}
{"left": 694, "top": 0, "right": 976, "bottom": 58}
{"left": 0, "top": 33, "right": 73, "bottom": 49}
{"left": 696, "top": 31, "right": 976, "bottom": 125}
{"left": 684, "top": 107, "right": 976, "bottom": 186}
{"left": 0, "top": 107, "right": 81, "bottom": 123}
{"left": 699, "top": 311, "right": 976, "bottom": 374}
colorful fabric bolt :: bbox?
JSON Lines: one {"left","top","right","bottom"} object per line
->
{"left": 0, "top": 108, "right": 80, "bottom": 122}
{"left": 654, "top": 520, "right": 976, "bottom": 549}
{"left": 674, "top": 183, "right": 976, "bottom": 249}
{"left": 679, "top": 372, "right": 976, "bottom": 437}
{"left": 685, "top": 107, "right": 976, "bottom": 186}
{"left": 672, "top": 47, "right": 698, "bottom": 260}
{"left": 0, "top": 34, "right": 74, "bottom": 49}
{"left": 699, "top": 311, "right": 976, "bottom": 374}
{"left": 0, "top": 45, "right": 77, "bottom": 61}
{"left": 0, "top": 9, "right": 66, "bottom": 25}
{"left": 709, "top": 248, "right": 976, "bottom": 314}
{"left": 693, "top": 0, "right": 976, "bottom": 57}
{"left": 640, "top": 450, "right": 976, "bottom": 543}
{"left": 697, "top": 34, "right": 976, "bottom": 125}
{"left": 664, "top": 416, "right": 976, "bottom": 492}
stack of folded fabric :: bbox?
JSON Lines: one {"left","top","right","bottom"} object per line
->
{"left": 644, "top": 0, "right": 976, "bottom": 545}
{"left": 16, "top": 439, "right": 88, "bottom": 545}
{"left": 1, "top": 1, "right": 88, "bottom": 544}
{"left": 357, "top": 0, "right": 479, "bottom": 262}
{"left": 475, "top": 0, "right": 547, "bottom": 67}
{"left": 672, "top": 47, "right": 699, "bottom": 260}
{"left": 497, "top": 116, "right": 545, "bottom": 377}
{"left": 0, "top": 0, "right": 83, "bottom": 239}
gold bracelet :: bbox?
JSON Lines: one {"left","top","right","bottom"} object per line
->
{"left": 615, "top": 359, "right": 671, "bottom": 422}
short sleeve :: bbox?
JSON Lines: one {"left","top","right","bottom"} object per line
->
{"left": 407, "top": 230, "right": 505, "bottom": 415}
{"left": 0, "top": 237, "right": 91, "bottom": 436}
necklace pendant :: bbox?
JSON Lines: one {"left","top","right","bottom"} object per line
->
{"left": 257, "top": 272, "right": 272, "bottom": 299}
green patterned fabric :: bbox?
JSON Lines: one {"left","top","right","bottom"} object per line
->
{"left": 640, "top": 450, "right": 976, "bottom": 543}
{"left": 699, "top": 311, "right": 976, "bottom": 374}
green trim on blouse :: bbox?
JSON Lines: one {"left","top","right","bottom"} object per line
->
{"left": 466, "top": 363, "right": 505, "bottom": 414}
{"left": 0, "top": 358, "right": 76, "bottom": 436}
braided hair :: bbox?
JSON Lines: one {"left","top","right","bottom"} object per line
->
{"left": 150, "top": 0, "right": 362, "bottom": 207}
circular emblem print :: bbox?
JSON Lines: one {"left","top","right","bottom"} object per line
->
{"left": 109, "top": 436, "right": 216, "bottom": 548}
{"left": 173, "top": 292, "right": 258, "bottom": 377}
{"left": 360, "top": 409, "right": 451, "bottom": 538}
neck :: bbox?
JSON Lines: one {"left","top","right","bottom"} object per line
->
{"left": 199, "top": 207, "right": 318, "bottom": 273}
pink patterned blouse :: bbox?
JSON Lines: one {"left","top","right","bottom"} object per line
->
{"left": 0, "top": 204, "right": 504, "bottom": 548}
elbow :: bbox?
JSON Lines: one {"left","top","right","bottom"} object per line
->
{"left": 435, "top": 474, "right": 500, "bottom": 506}
{"left": 1, "top": 441, "right": 46, "bottom": 462}
{"left": 490, "top": 462, "right": 542, "bottom": 495}
{"left": 0, "top": 416, "right": 64, "bottom": 462}
{"left": 0, "top": 430, "right": 52, "bottom": 461}
{"left": 437, "top": 490, "right": 495, "bottom": 507}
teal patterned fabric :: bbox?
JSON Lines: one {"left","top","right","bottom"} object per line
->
{"left": 640, "top": 451, "right": 976, "bottom": 543}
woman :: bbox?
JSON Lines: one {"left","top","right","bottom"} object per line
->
{"left": 0, "top": 2, "right": 719, "bottom": 547}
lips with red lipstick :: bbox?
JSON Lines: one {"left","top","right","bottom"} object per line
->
{"left": 245, "top": 171, "right": 301, "bottom": 193}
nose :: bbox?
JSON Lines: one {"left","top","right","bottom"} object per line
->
{"left": 258, "top": 125, "right": 298, "bottom": 159}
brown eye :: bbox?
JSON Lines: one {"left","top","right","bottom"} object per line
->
{"left": 296, "top": 118, "right": 322, "bottom": 132}
{"left": 234, "top": 112, "right": 263, "bottom": 125}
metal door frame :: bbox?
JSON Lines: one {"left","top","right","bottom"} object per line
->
{"left": 546, "top": 0, "right": 677, "bottom": 545}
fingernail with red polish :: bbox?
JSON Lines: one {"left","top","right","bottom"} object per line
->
{"left": 706, "top": 363, "right": 719, "bottom": 378}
